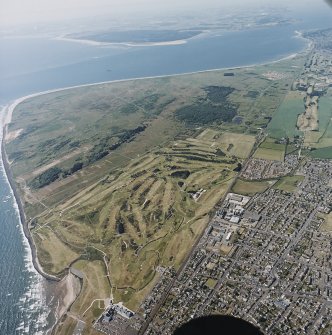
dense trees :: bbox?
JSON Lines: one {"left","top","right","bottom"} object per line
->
{"left": 175, "top": 86, "right": 237, "bottom": 126}
{"left": 30, "top": 167, "right": 62, "bottom": 189}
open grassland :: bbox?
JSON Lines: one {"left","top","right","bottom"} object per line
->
{"left": 7, "top": 55, "right": 303, "bottom": 197}
{"left": 231, "top": 179, "right": 271, "bottom": 195}
{"left": 71, "top": 260, "right": 111, "bottom": 318}
{"left": 267, "top": 91, "right": 304, "bottom": 139}
{"left": 320, "top": 213, "right": 332, "bottom": 232}
{"left": 304, "top": 94, "right": 332, "bottom": 144}
{"left": 56, "top": 317, "right": 77, "bottom": 335}
{"left": 253, "top": 137, "right": 286, "bottom": 161}
{"left": 4, "top": 55, "right": 307, "bottom": 328}
{"left": 304, "top": 92, "right": 332, "bottom": 158}
{"left": 273, "top": 175, "right": 305, "bottom": 193}
{"left": 197, "top": 129, "right": 256, "bottom": 158}
{"left": 30, "top": 132, "right": 238, "bottom": 315}
{"left": 34, "top": 229, "right": 79, "bottom": 274}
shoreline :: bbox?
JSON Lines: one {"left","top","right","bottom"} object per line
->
{"left": 0, "top": 40, "right": 312, "bottom": 274}
{"left": 55, "top": 35, "right": 189, "bottom": 47}
{"left": 0, "top": 38, "right": 312, "bottom": 332}
{"left": 1, "top": 106, "right": 61, "bottom": 282}
{"left": 2, "top": 38, "right": 312, "bottom": 118}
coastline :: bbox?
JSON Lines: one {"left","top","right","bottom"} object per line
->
{"left": 1, "top": 105, "right": 60, "bottom": 282}
{"left": 55, "top": 35, "right": 188, "bottom": 47}
{"left": 1, "top": 102, "right": 83, "bottom": 333}
{"left": 0, "top": 37, "right": 312, "bottom": 332}
{"left": 0, "top": 40, "right": 312, "bottom": 275}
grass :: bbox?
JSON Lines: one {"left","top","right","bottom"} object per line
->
{"left": 308, "top": 146, "right": 332, "bottom": 159}
{"left": 33, "top": 229, "right": 79, "bottom": 274}
{"left": 320, "top": 213, "right": 332, "bottom": 232}
{"left": 205, "top": 278, "right": 217, "bottom": 289}
{"left": 4, "top": 54, "right": 307, "bottom": 328}
{"left": 304, "top": 94, "right": 332, "bottom": 148}
{"left": 71, "top": 260, "right": 111, "bottom": 321}
{"left": 56, "top": 316, "right": 77, "bottom": 335}
{"left": 232, "top": 179, "right": 270, "bottom": 195}
{"left": 32, "top": 131, "right": 238, "bottom": 313}
{"left": 254, "top": 148, "right": 285, "bottom": 161}
{"left": 267, "top": 91, "right": 304, "bottom": 139}
{"left": 197, "top": 130, "right": 256, "bottom": 159}
{"left": 273, "top": 175, "right": 305, "bottom": 193}
{"left": 304, "top": 93, "right": 332, "bottom": 159}
{"left": 253, "top": 137, "right": 286, "bottom": 161}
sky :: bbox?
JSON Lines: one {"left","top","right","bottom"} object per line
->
{"left": 0, "top": 0, "right": 331, "bottom": 27}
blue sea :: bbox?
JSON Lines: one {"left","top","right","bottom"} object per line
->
{"left": 0, "top": 8, "right": 331, "bottom": 334}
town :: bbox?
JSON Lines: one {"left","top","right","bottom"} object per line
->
{"left": 140, "top": 159, "right": 332, "bottom": 335}
{"left": 93, "top": 28, "right": 332, "bottom": 335}
{"left": 93, "top": 157, "right": 331, "bottom": 335}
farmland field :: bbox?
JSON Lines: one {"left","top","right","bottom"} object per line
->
{"left": 253, "top": 137, "right": 286, "bottom": 161}
{"left": 267, "top": 91, "right": 304, "bottom": 139}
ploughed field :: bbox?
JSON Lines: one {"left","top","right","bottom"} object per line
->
{"left": 5, "top": 56, "right": 305, "bottom": 333}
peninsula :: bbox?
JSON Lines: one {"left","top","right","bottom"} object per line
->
{"left": 3, "top": 28, "right": 332, "bottom": 335}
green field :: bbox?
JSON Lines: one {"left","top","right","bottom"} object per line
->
{"left": 273, "top": 175, "right": 305, "bottom": 193}
{"left": 308, "top": 146, "right": 332, "bottom": 159}
{"left": 267, "top": 91, "right": 304, "bottom": 139}
{"left": 253, "top": 137, "right": 286, "bottom": 161}
{"left": 205, "top": 278, "right": 218, "bottom": 289}
{"left": 303, "top": 94, "right": 332, "bottom": 159}
{"left": 320, "top": 213, "right": 332, "bottom": 232}
{"left": 196, "top": 129, "right": 256, "bottom": 158}
{"left": 232, "top": 179, "right": 271, "bottom": 195}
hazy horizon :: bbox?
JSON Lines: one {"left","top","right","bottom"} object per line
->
{"left": 1, "top": 0, "right": 331, "bottom": 29}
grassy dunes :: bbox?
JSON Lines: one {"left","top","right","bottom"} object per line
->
{"left": 32, "top": 132, "right": 240, "bottom": 310}
{"left": 4, "top": 55, "right": 307, "bottom": 328}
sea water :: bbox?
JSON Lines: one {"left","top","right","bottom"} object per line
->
{"left": 0, "top": 9, "right": 331, "bottom": 333}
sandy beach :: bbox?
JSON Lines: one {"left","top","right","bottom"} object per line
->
{"left": 56, "top": 35, "right": 188, "bottom": 47}
{"left": 0, "top": 34, "right": 312, "bottom": 279}
{"left": 51, "top": 273, "right": 81, "bottom": 331}
{"left": 1, "top": 106, "right": 60, "bottom": 282}
{"left": 0, "top": 33, "right": 313, "bottom": 332}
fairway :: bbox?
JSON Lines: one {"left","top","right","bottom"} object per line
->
{"left": 3, "top": 54, "right": 306, "bottom": 331}
{"left": 29, "top": 130, "right": 239, "bottom": 312}
{"left": 196, "top": 129, "right": 256, "bottom": 158}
